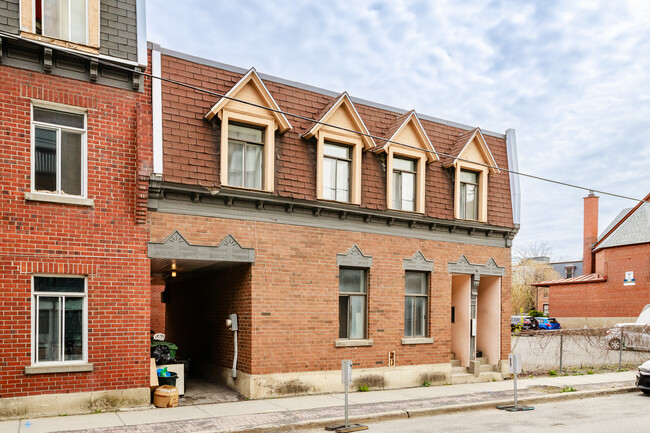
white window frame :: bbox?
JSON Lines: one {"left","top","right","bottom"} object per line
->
{"left": 30, "top": 101, "right": 88, "bottom": 199}
{"left": 453, "top": 163, "right": 488, "bottom": 222}
{"left": 32, "top": 0, "right": 90, "bottom": 45}
{"left": 386, "top": 147, "right": 426, "bottom": 214}
{"left": 322, "top": 141, "right": 352, "bottom": 203}
{"left": 404, "top": 271, "right": 429, "bottom": 338}
{"left": 459, "top": 169, "right": 480, "bottom": 220}
{"left": 219, "top": 110, "right": 276, "bottom": 192}
{"left": 31, "top": 274, "right": 88, "bottom": 367}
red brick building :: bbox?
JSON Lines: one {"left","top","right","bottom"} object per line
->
{"left": 534, "top": 193, "right": 650, "bottom": 328}
{"left": 0, "top": 0, "right": 151, "bottom": 418}
{"left": 147, "top": 45, "right": 521, "bottom": 398}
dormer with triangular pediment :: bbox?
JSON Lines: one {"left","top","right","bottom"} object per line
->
{"left": 376, "top": 110, "right": 438, "bottom": 214}
{"left": 205, "top": 68, "right": 292, "bottom": 193}
{"left": 301, "top": 92, "right": 375, "bottom": 205}
{"left": 442, "top": 128, "right": 497, "bottom": 222}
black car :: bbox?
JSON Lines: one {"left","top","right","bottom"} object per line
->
{"left": 511, "top": 316, "right": 539, "bottom": 331}
{"left": 636, "top": 361, "right": 650, "bottom": 394}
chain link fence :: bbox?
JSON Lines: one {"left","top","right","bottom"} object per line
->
{"left": 511, "top": 325, "right": 650, "bottom": 373}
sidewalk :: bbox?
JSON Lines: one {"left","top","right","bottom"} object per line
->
{"left": 0, "top": 370, "right": 637, "bottom": 433}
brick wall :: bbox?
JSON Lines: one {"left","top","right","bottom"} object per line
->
{"left": 0, "top": 60, "right": 151, "bottom": 398}
{"left": 550, "top": 243, "right": 650, "bottom": 318}
{"left": 158, "top": 53, "right": 514, "bottom": 228}
{"left": 150, "top": 212, "right": 511, "bottom": 375}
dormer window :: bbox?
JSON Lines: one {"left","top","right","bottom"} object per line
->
{"left": 459, "top": 170, "right": 479, "bottom": 220}
{"left": 323, "top": 142, "right": 351, "bottom": 202}
{"left": 227, "top": 124, "right": 264, "bottom": 190}
{"left": 392, "top": 157, "right": 417, "bottom": 211}
{"left": 35, "top": 0, "right": 87, "bottom": 45}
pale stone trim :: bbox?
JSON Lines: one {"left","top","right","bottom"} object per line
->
{"left": 25, "top": 192, "right": 94, "bottom": 207}
{"left": 334, "top": 339, "right": 374, "bottom": 347}
{"left": 401, "top": 337, "right": 434, "bottom": 345}
{"left": 25, "top": 363, "right": 93, "bottom": 374}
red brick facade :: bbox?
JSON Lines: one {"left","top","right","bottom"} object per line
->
{"left": 148, "top": 48, "right": 517, "bottom": 394}
{"left": 0, "top": 57, "right": 151, "bottom": 399}
{"left": 549, "top": 243, "right": 650, "bottom": 318}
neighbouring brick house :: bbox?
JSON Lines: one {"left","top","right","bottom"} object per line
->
{"left": 534, "top": 193, "right": 650, "bottom": 328}
{"left": 147, "top": 45, "right": 521, "bottom": 398}
{"left": 0, "top": 0, "right": 151, "bottom": 418}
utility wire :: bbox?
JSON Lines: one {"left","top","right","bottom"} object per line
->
{"left": 2, "top": 31, "right": 646, "bottom": 204}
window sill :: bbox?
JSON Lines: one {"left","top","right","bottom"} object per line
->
{"left": 25, "top": 363, "right": 94, "bottom": 375}
{"left": 401, "top": 337, "right": 434, "bottom": 345}
{"left": 26, "top": 192, "right": 94, "bottom": 207}
{"left": 20, "top": 32, "right": 100, "bottom": 54}
{"left": 335, "top": 339, "right": 373, "bottom": 348}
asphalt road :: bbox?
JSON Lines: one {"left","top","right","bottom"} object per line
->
{"left": 299, "top": 392, "right": 650, "bottom": 433}
{"left": 511, "top": 333, "right": 650, "bottom": 371}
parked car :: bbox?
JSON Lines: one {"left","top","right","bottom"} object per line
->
{"left": 511, "top": 316, "right": 539, "bottom": 332}
{"left": 536, "top": 317, "right": 561, "bottom": 330}
{"left": 606, "top": 304, "right": 650, "bottom": 350}
{"left": 606, "top": 324, "right": 650, "bottom": 350}
{"left": 636, "top": 360, "right": 650, "bottom": 394}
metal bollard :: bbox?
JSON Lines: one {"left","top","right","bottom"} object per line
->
{"left": 559, "top": 333, "right": 563, "bottom": 374}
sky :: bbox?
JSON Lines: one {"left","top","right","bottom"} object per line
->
{"left": 146, "top": 0, "right": 650, "bottom": 261}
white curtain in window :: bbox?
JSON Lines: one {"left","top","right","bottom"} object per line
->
{"left": 336, "top": 159, "right": 349, "bottom": 202}
{"left": 244, "top": 144, "right": 262, "bottom": 189}
{"left": 323, "top": 157, "right": 336, "bottom": 200}
{"left": 228, "top": 141, "right": 244, "bottom": 187}
{"left": 349, "top": 296, "right": 364, "bottom": 339}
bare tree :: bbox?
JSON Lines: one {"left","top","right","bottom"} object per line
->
{"left": 511, "top": 258, "right": 561, "bottom": 314}
{"left": 513, "top": 241, "right": 553, "bottom": 264}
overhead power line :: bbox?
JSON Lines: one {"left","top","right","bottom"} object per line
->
{"left": 1, "top": 31, "right": 646, "bottom": 204}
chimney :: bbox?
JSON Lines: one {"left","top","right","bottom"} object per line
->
{"left": 583, "top": 191, "right": 599, "bottom": 274}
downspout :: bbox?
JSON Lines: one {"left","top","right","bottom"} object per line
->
{"left": 232, "top": 329, "right": 238, "bottom": 379}
{"left": 506, "top": 129, "right": 521, "bottom": 228}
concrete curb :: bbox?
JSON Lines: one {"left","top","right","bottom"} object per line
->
{"left": 225, "top": 385, "right": 638, "bottom": 433}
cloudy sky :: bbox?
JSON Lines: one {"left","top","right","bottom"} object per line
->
{"left": 147, "top": 0, "right": 649, "bottom": 261}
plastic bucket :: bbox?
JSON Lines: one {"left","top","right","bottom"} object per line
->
{"left": 158, "top": 372, "right": 178, "bottom": 387}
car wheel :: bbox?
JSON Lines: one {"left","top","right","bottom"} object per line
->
{"left": 608, "top": 338, "right": 621, "bottom": 350}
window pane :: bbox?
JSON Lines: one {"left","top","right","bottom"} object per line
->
{"left": 61, "top": 131, "right": 82, "bottom": 195}
{"left": 323, "top": 157, "right": 336, "bottom": 200}
{"left": 64, "top": 297, "right": 83, "bottom": 360}
{"left": 34, "top": 108, "right": 85, "bottom": 129}
{"left": 35, "top": 127, "right": 57, "bottom": 192}
{"left": 465, "top": 183, "right": 477, "bottom": 219}
{"left": 405, "top": 272, "right": 426, "bottom": 295}
{"left": 393, "top": 157, "right": 415, "bottom": 172}
{"left": 404, "top": 296, "right": 414, "bottom": 337}
{"left": 69, "top": 0, "right": 86, "bottom": 44}
{"left": 415, "top": 297, "right": 427, "bottom": 337}
{"left": 402, "top": 172, "right": 415, "bottom": 211}
{"left": 228, "top": 124, "right": 263, "bottom": 144}
{"left": 37, "top": 296, "right": 61, "bottom": 362}
{"left": 460, "top": 170, "right": 478, "bottom": 183}
{"left": 336, "top": 159, "right": 349, "bottom": 202}
{"left": 244, "top": 144, "right": 262, "bottom": 189}
{"left": 42, "top": 0, "right": 65, "bottom": 40}
{"left": 340, "top": 269, "right": 364, "bottom": 293}
{"left": 34, "top": 276, "right": 85, "bottom": 293}
{"left": 338, "top": 297, "right": 348, "bottom": 338}
{"left": 393, "top": 171, "right": 401, "bottom": 209}
{"left": 227, "top": 140, "right": 244, "bottom": 187}
{"left": 324, "top": 142, "right": 349, "bottom": 159}
{"left": 349, "top": 296, "right": 365, "bottom": 339}
{"left": 460, "top": 182, "right": 467, "bottom": 218}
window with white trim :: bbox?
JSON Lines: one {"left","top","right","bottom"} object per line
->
{"left": 392, "top": 156, "right": 416, "bottom": 211}
{"left": 404, "top": 271, "right": 428, "bottom": 337}
{"left": 227, "top": 123, "right": 264, "bottom": 190}
{"left": 459, "top": 169, "right": 479, "bottom": 220}
{"left": 33, "top": 276, "right": 87, "bottom": 364}
{"left": 35, "top": 0, "right": 87, "bottom": 45}
{"left": 543, "top": 303, "right": 549, "bottom": 315}
{"left": 323, "top": 141, "right": 351, "bottom": 202}
{"left": 338, "top": 268, "right": 367, "bottom": 339}
{"left": 32, "top": 106, "right": 86, "bottom": 197}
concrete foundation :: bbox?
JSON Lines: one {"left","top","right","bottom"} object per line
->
{"left": 0, "top": 387, "right": 150, "bottom": 421}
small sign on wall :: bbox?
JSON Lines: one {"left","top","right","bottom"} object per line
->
{"left": 624, "top": 271, "right": 636, "bottom": 286}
